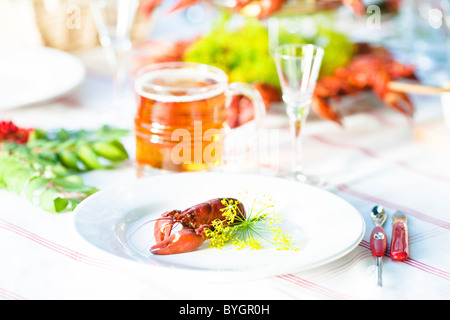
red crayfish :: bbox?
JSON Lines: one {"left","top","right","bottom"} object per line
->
{"left": 139, "top": 0, "right": 367, "bottom": 19}
{"left": 312, "top": 43, "right": 417, "bottom": 125}
{"left": 151, "top": 198, "right": 246, "bottom": 255}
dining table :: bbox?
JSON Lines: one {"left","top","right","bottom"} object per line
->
{"left": 1, "top": 38, "right": 449, "bottom": 303}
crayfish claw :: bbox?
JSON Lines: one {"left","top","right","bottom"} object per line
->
{"left": 382, "top": 92, "right": 414, "bottom": 117}
{"left": 343, "top": 0, "right": 366, "bottom": 15}
{"left": 150, "top": 228, "right": 205, "bottom": 255}
{"left": 312, "top": 95, "right": 344, "bottom": 126}
{"left": 167, "top": 0, "right": 200, "bottom": 14}
{"left": 154, "top": 210, "right": 180, "bottom": 243}
{"left": 150, "top": 198, "right": 246, "bottom": 255}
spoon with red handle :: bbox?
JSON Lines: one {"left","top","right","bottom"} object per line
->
{"left": 390, "top": 212, "right": 408, "bottom": 261}
{"left": 370, "top": 206, "right": 387, "bottom": 287}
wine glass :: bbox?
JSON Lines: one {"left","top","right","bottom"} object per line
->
{"left": 273, "top": 43, "right": 324, "bottom": 184}
{"left": 90, "top": 0, "right": 140, "bottom": 127}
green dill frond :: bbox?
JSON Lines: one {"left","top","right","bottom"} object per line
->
{"left": 206, "top": 195, "right": 300, "bottom": 251}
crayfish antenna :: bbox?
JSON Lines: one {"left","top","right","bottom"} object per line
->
{"left": 124, "top": 218, "right": 163, "bottom": 244}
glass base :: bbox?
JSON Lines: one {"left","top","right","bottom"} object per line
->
{"left": 283, "top": 166, "right": 326, "bottom": 187}
{"left": 294, "top": 172, "right": 325, "bottom": 187}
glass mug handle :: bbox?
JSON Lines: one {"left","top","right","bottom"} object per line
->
{"left": 223, "top": 82, "right": 266, "bottom": 168}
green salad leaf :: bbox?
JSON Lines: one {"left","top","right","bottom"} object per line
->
{"left": 0, "top": 126, "right": 129, "bottom": 213}
{"left": 184, "top": 15, "right": 280, "bottom": 87}
{"left": 275, "top": 13, "right": 355, "bottom": 76}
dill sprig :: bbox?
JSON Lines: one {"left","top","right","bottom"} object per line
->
{"left": 204, "top": 195, "right": 299, "bottom": 251}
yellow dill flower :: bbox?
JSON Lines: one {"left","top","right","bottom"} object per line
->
{"left": 206, "top": 195, "right": 300, "bottom": 251}
{"left": 231, "top": 239, "right": 247, "bottom": 250}
{"left": 220, "top": 198, "right": 243, "bottom": 223}
{"left": 246, "top": 237, "right": 263, "bottom": 250}
{"left": 272, "top": 226, "right": 293, "bottom": 250}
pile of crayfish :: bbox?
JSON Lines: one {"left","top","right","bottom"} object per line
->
{"left": 134, "top": 41, "right": 418, "bottom": 126}
{"left": 136, "top": 1, "right": 418, "bottom": 126}
{"left": 232, "top": 44, "right": 418, "bottom": 126}
{"left": 312, "top": 43, "right": 417, "bottom": 125}
{"left": 140, "top": 0, "right": 366, "bottom": 19}
{"left": 151, "top": 198, "right": 245, "bottom": 255}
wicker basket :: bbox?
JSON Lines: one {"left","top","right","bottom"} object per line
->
{"left": 0, "top": 0, "right": 151, "bottom": 52}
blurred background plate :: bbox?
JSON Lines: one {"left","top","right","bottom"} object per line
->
{"left": 0, "top": 46, "right": 85, "bottom": 110}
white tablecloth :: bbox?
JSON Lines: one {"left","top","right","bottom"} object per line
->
{"left": 1, "top": 48, "right": 449, "bottom": 301}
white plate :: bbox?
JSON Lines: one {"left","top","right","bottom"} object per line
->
{"left": 74, "top": 173, "right": 365, "bottom": 281}
{"left": 0, "top": 46, "right": 85, "bottom": 110}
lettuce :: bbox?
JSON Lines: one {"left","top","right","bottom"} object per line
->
{"left": 184, "top": 16, "right": 280, "bottom": 87}
{"left": 183, "top": 13, "right": 354, "bottom": 85}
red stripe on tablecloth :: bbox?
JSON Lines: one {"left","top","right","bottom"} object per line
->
{"left": 0, "top": 219, "right": 182, "bottom": 299}
{"left": 402, "top": 258, "right": 450, "bottom": 281}
{"left": 409, "top": 228, "right": 448, "bottom": 243}
{"left": 312, "top": 250, "right": 373, "bottom": 282}
{"left": 2, "top": 189, "right": 448, "bottom": 299}
{"left": 277, "top": 274, "right": 351, "bottom": 300}
{"left": 359, "top": 239, "right": 450, "bottom": 281}
{"left": 0, "top": 220, "right": 105, "bottom": 265}
{"left": 2, "top": 220, "right": 355, "bottom": 299}
{"left": 364, "top": 110, "right": 398, "bottom": 127}
{"left": 0, "top": 287, "right": 26, "bottom": 300}
{"left": 335, "top": 183, "right": 450, "bottom": 229}
{"left": 309, "top": 134, "right": 450, "bottom": 184}
{"left": 358, "top": 240, "right": 371, "bottom": 251}
{"left": 1, "top": 218, "right": 350, "bottom": 300}
{"left": 329, "top": 184, "right": 450, "bottom": 282}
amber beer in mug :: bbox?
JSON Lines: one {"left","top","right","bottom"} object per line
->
{"left": 134, "top": 62, "right": 264, "bottom": 172}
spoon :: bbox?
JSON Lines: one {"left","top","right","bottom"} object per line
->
{"left": 370, "top": 206, "right": 387, "bottom": 287}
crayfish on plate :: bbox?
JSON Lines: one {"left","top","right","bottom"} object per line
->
{"left": 312, "top": 43, "right": 417, "bottom": 125}
{"left": 151, "top": 198, "right": 246, "bottom": 255}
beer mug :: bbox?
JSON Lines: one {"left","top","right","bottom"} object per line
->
{"left": 134, "top": 62, "right": 265, "bottom": 173}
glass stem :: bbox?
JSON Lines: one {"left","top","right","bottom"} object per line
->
{"left": 286, "top": 105, "right": 308, "bottom": 176}
{"left": 112, "top": 47, "right": 128, "bottom": 103}
{"left": 98, "top": 42, "right": 133, "bottom": 129}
